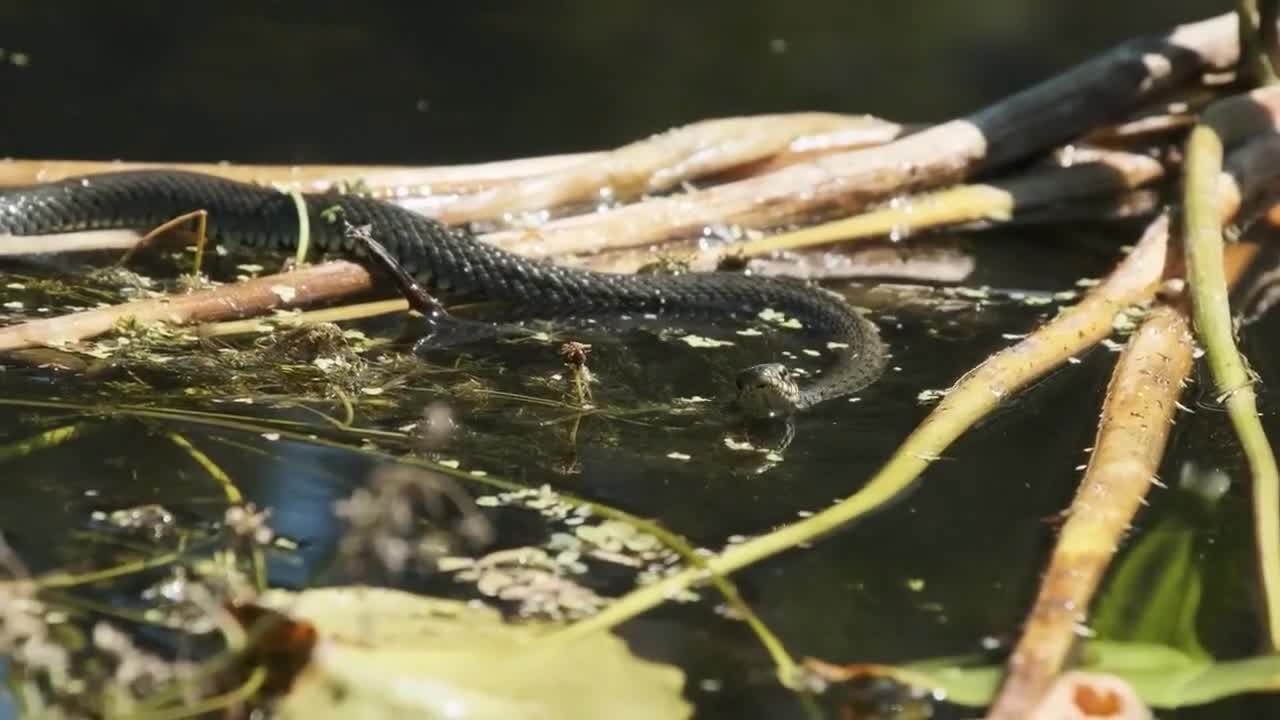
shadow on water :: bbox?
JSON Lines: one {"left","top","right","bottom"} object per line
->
{"left": 3, "top": 2, "right": 1279, "bottom": 718}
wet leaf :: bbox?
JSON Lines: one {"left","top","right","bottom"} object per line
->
{"left": 265, "top": 586, "right": 691, "bottom": 720}
{"left": 903, "top": 642, "right": 1280, "bottom": 709}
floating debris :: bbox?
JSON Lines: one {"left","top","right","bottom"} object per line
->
{"left": 679, "top": 335, "right": 735, "bottom": 348}
{"left": 90, "top": 504, "right": 178, "bottom": 542}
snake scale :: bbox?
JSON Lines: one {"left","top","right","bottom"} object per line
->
{"left": 0, "top": 169, "right": 886, "bottom": 417}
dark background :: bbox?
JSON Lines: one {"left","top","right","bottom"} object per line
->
{"left": 0, "top": 1, "right": 1222, "bottom": 164}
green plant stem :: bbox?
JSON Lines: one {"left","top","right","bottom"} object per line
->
{"left": 166, "top": 432, "right": 242, "bottom": 504}
{"left": 289, "top": 188, "right": 310, "bottom": 267}
{"left": 0, "top": 422, "right": 91, "bottom": 463}
{"left": 1239, "top": 0, "right": 1280, "bottom": 86}
{"left": 119, "top": 665, "right": 267, "bottom": 720}
{"left": 1182, "top": 122, "right": 1280, "bottom": 651}
{"left": 1265, "top": 1, "right": 1280, "bottom": 80}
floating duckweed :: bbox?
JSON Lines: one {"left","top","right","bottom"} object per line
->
{"left": 802, "top": 349, "right": 821, "bottom": 357}
{"left": 736, "top": 328, "right": 763, "bottom": 337}
{"left": 917, "top": 388, "right": 947, "bottom": 404}
{"left": 679, "top": 335, "right": 735, "bottom": 348}
{"left": 547, "top": 532, "right": 582, "bottom": 551}
{"left": 95, "top": 504, "right": 178, "bottom": 541}
{"left": 666, "top": 451, "right": 692, "bottom": 461}
{"left": 446, "top": 546, "right": 605, "bottom": 619}
{"left": 907, "top": 578, "right": 926, "bottom": 592}
{"left": 1111, "top": 309, "right": 1141, "bottom": 332}
{"left": 757, "top": 308, "right": 803, "bottom": 329}
{"left": 1101, "top": 338, "right": 1126, "bottom": 352}
{"left": 623, "top": 533, "right": 660, "bottom": 553}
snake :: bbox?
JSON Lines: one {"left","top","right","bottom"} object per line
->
{"left": 0, "top": 169, "right": 887, "bottom": 417}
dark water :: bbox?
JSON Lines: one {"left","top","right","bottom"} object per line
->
{"left": 3, "top": 2, "right": 1279, "bottom": 718}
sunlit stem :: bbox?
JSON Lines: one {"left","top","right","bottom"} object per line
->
{"left": 117, "top": 209, "right": 209, "bottom": 275}
{"left": 1181, "top": 123, "right": 1280, "bottom": 651}
{"left": 0, "top": 422, "right": 90, "bottom": 464}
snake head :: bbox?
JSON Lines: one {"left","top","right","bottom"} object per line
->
{"left": 734, "top": 363, "right": 801, "bottom": 419}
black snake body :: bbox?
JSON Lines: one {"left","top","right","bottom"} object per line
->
{"left": 0, "top": 170, "right": 886, "bottom": 416}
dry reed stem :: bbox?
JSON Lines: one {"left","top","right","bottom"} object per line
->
{"left": 0, "top": 114, "right": 903, "bottom": 227}
{"left": 0, "top": 261, "right": 374, "bottom": 351}
{"left": 987, "top": 105, "right": 1278, "bottom": 717}
{"left": 720, "top": 149, "right": 1164, "bottom": 263}
{"left": 426, "top": 113, "right": 904, "bottom": 224}
{"left": 485, "top": 12, "right": 1243, "bottom": 258}
{"left": 987, "top": 305, "right": 1197, "bottom": 720}
{"left": 0, "top": 154, "right": 596, "bottom": 195}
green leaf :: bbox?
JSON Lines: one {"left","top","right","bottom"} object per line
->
{"left": 265, "top": 586, "right": 692, "bottom": 720}
{"left": 903, "top": 642, "right": 1280, "bottom": 709}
